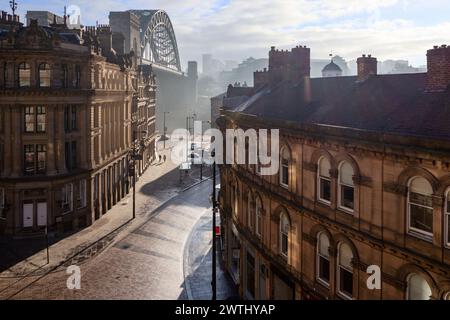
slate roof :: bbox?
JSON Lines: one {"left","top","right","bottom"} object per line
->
{"left": 224, "top": 73, "right": 450, "bottom": 140}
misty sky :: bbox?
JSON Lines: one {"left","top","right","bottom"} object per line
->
{"left": 13, "top": 0, "right": 450, "bottom": 71}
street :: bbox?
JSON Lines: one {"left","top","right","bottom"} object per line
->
{"left": 0, "top": 180, "right": 235, "bottom": 300}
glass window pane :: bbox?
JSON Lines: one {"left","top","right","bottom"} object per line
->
{"left": 319, "top": 158, "right": 331, "bottom": 178}
{"left": 320, "top": 178, "right": 331, "bottom": 201}
{"left": 341, "top": 185, "right": 354, "bottom": 209}
{"left": 282, "top": 234, "right": 288, "bottom": 255}
{"left": 19, "top": 63, "right": 31, "bottom": 87}
{"left": 25, "top": 106, "right": 34, "bottom": 132}
{"left": 37, "top": 144, "right": 46, "bottom": 174}
{"left": 410, "top": 204, "right": 433, "bottom": 234}
{"left": 37, "top": 106, "right": 46, "bottom": 132}
{"left": 39, "top": 64, "right": 51, "bottom": 87}
{"left": 24, "top": 145, "right": 35, "bottom": 175}
{"left": 340, "top": 268, "right": 353, "bottom": 297}
{"left": 319, "top": 257, "right": 330, "bottom": 283}
{"left": 282, "top": 166, "right": 289, "bottom": 185}
{"left": 408, "top": 274, "right": 431, "bottom": 300}
{"left": 339, "top": 243, "right": 353, "bottom": 268}
{"left": 410, "top": 177, "right": 433, "bottom": 195}
{"left": 319, "top": 233, "right": 330, "bottom": 257}
{"left": 340, "top": 162, "right": 354, "bottom": 186}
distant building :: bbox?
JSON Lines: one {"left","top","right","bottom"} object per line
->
{"left": 322, "top": 59, "right": 343, "bottom": 77}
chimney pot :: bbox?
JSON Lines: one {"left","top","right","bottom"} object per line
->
{"left": 434, "top": 45, "right": 439, "bottom": 49}
{"left": 357, "top": 55, "right": 377, "bottom": 81}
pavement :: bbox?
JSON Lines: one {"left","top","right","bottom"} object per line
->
{"left": 183, "top": 210, "right": 238, "bottom": 300}
{"left": 0, "top": 141, "right": 237, "bottom": 300}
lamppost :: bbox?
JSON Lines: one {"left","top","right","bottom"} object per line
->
{"left": 199, "top": 120, "right": 211, "bottom": 181}
{"left": 163, "top": 111, "right": 170, "bottom": 150}
{"left": 9, "top": 0, "right": 17, "bottom": 16}
{"left": 129, "top": 130, "right": 147, "bottom": 220}
{"left": 211, "top": 148, "right": 217, "bottom": 301}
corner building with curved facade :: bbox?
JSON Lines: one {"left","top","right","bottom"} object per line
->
{"left": 217, "top": 45, "right": 450, "bottom": 300}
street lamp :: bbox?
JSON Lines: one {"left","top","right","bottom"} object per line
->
{"left": 199, "top": 120, "right": 211, "bottom": 181}
{"left": 10, "top": 0, "right": 17, "bottom": 16}
{"left": 129, "top": 130, "right": 147, "bottom": 220}
{"left": 211, "top": 148, "right": 217, "bottom": 301}
{"left": 163, "top": 111, "right": 170, "bottom": 150}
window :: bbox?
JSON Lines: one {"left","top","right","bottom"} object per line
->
{"left": 247, "top": 192, "right": 253, "bottom": 230}
{"left": 61, "top": 64, "right": 69, "bottom": 88}
{"left": 24, "top": 106, "right": 35, "bottom": 133}
{"left": 64, "top": 106, "right": 77, "bottom": 132}
{"left": 445, "top": 189, "right": 450, "bottom": 247}
{"left": 24, "top": 144, "right": 46, "bottom": 175}
{"left": 317, "top": 232, "right": 330, "bottom": 286}
{"left": 256, "top": 197, "right": 262, "bottom": 238}
{"left": 93, "top": 175, "right": 99, "bottom": 202}
{"left": 338, "top": 162, "right": 355, "bottom": 212}
{"left": 3, "top": 62, "right": 8, "bottom": 88}
{"left": 37, "top": 106, "right": 46, "bottom": 132}
{"left": 246, "top": 251, "right": 256, "bottom": 299}
{"left": 280, "top": 147, "right": 290, "bottom": 188}
{"left": 38, "top": 63, "right": 51, "bottom": 87}
{"left": 337, "top": 243, "right": 354, "bottom": 299}
{"left": 24, "top": 106, "right": 46, "bottom": 133}
{"left": 77, "top": 179, "right": 87, "bottom": 209}
{"left": 407, "top": 274, "right": 431, "bottom": 300}
{"left": 318, "top": 157, "right": 331, "bottom": 203}
{"left": 61, "top": 183, "right": 74, "bottom": 213}
{"left": 65, "top": 141, "right": 77, "bottom": 171}
{"left": 280, "top": 212, "right": 290, "bottom": 258}
{"left": 75, "top": 65, "right": 81, "bottom": 88}
{"left": 18, "top": 62, "right": 31, "bottom": 87}
{"left": 232, "top": 185, "right": 239, "bottom": 218}
{"left": 408, "top": 177, "right": 433, "bottom": 238}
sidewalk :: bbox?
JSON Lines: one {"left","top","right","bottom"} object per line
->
{"left": 0, "top": 142, "right": 213, "bottom": 280}
{"left": 183, "top": 210, "right": 238, "bottom": 300}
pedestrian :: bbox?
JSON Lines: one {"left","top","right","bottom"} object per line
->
{"left": 163, "top": 155, "right": 167, "bottom": 163}
{"left": 159, "top": 154, "right": 162, "bottom": 163}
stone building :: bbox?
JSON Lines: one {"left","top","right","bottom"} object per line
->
{"left": 217, "top": 45, "right": 450, "bottom": 300}
{"left": 0, "top": 14, "right": 156, "bottom": 236}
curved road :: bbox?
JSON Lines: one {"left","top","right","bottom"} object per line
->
{"left": 7, "top": 181, "right": 214, "bottom": 300}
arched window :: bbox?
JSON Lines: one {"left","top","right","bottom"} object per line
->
{"left": 408, "top": 177, "right": 433, "bottom": 238}
{"left": 280, "top": 147, "right": 290, "bottom": 188}
{"left": 444, "top": 292, "right": 450, "bottom": 300}
{"left": 445, "top": 189, "right": 450, "bottom": 247}
{"left": 38, "top": 63, "right": 51, "bottom": 87}
{"left": 316, "top": 232, "right": 330, "bottom": 286}
{"left": 338, "top": 162, "right": 355, "bottom": 212}
{"left": 406, "top": 273, "right": 431, "bottom": 300}
{"left": 337, "top": 242, "right": 354, "bottom": 299}
{"left": 318, "top": 157, "right": 331, "bottom": 203}
{"left": 256, "top": 197, "right": 262, "bottom": 238}
{"left": 247, "top": 192, "right": 253, "bottom": 230}
{"left": 279, "top": 212, "right": 290, "bottom": 259}
{"left": 18, "top": 62, "right": 31, "bottom": 87}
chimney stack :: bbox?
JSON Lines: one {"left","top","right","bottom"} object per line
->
{"left": 426, "top": 45, "right": 450, "bottom": 92}
{"left": 357, "top": 54, "right": 377, "bottom": 81}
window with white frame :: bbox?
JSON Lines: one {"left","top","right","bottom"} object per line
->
{"left": 318, "top": 157, "right": 331, "bottom": 204}
{"left": 280, "top": 212, "right": 290, "bottom": 259}
{"left": 38, "top": 63, "right": 51, "bottom": 87}
{"left": 338, "top": 162, "right": 355, "bottom": 212}
{"left": 446, "top": 189, "right": 450, "bottom": 247}
{"left": 247, "top": 192, "right": 253, "bottom": 230}
{"left": 77, "top": 179, "right": 87, "bottom": 209}
{"left": 337, "top": 242, "right": 354, "bottom": 299}
{"left": 61, "top": 183, "right": 73, "bottom": 213}
{"left": 406, "top": 273, "right": 432, "bottom": 300}
{"left": 317, "top": 232, "right": 330, "bottom": 286}
{"left": 18, "top": 62, "right": 31, "bottom": 87}
{"left": 256, "top": 197, "right": 262, "bottom": 238}
{"left": 407, "top": 177, "right": 434, "bottom": 238}
{"left": 280, "top": 147, "right": 290, "bottom": 188}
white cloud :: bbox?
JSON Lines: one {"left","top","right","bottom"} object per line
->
{"left": 17, "top": 0, "right": 450, "bottom": 67}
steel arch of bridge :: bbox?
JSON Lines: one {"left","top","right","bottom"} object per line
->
{"left": 133, "top": 10, "right": 182, "bottom": 72}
